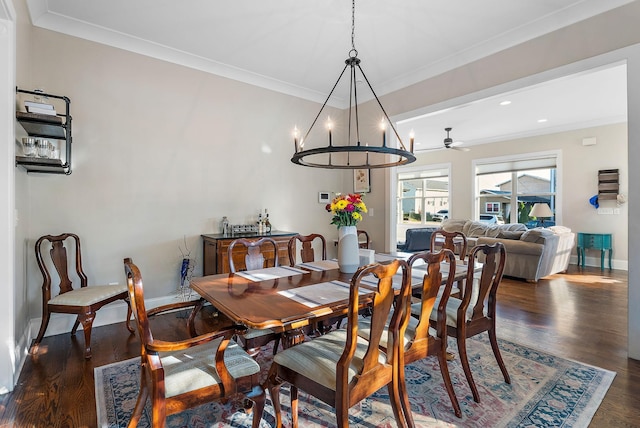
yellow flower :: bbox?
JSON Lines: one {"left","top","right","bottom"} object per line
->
{"left": 352, "top": 212, "right": 362, "bottom": 221}
{"left": 335, "top": 199, "right": 348, "bottom": 210}
{"left": 355, "top": 202, "right": 367, "bottom": 213}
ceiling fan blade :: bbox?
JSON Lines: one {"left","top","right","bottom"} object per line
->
{"left": 451, "top": 145, "right": 471, "bottom": 152}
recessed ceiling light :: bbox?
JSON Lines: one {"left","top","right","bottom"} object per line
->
{"left": 537, "top": 118, "right": 548, "bottom": 123}
{"left": 499, "top": 100, "right": 511, "bottom": 106}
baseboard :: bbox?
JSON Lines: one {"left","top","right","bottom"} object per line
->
{"left": 571, "top": 255, "right": 628, "bottom": 271}
{"left": 28, "top": 293, "right": 191, "bottom": 341}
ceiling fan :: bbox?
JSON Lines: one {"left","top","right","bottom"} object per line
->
{"left": 443, "top": 127, "right": 470, "bottom": 151}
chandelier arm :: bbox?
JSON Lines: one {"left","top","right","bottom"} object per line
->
{"left": 352, "top": 62, "right": 361, "bottom": 147}
{"left": 356, "top": 63, "right": 408, "bottom": 151}
{"left": 301, "top": 63, "right": 350, "bottom": 145}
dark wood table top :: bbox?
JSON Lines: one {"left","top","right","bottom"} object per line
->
{"left": 190, "top": 256, "right": 474, "bottom": 333}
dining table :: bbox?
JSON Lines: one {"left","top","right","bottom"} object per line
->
{"left": 189, "top": 252, "right": 474, "bottom": 348}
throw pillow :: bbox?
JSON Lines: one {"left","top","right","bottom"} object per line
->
{"left": 547, "top": 225, "right": 571, "bottom": 234}
{"left": 520, "top": 228, "right": 553, "bottom": 244}
{"left": 442, "top": 219, "right": 467, "bottom": 233}
{"left": 497, "top": 230, "right": 525, "bottom": 240}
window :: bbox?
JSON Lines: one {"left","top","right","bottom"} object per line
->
{"left": 475, "top": 153, "right": 559, "bottom": 226}
{"left": 395, "top": 165, "right": 450, "bottom": 245}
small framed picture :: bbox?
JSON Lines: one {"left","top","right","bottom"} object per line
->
{"left": 353, "top": 169, "right": 371, "bottom": 193}
{"left": 318, "top": 191, "right": 331, "bottom": 204}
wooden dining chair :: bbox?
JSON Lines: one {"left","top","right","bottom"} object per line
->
{"left": 228, "top": 237, "right": 281, "bottom": 355}
{"left": 428, "top": 242, "right": 510, "bottom": 403}
{"left": 228, "top": 237, "right": 279, "bottom": 272}
{"left": 266, "top": 260, "right": 412, "bottom": 428}
{"left": 358, "top": 249, "right": 462, "bottom": 420}
{"left": 287, "top": 233, "right": 327, "bottom": 266}
{"left": 430, "top": 229, "right": 468, "bottom": 261}
{"left": 33, "top": 233, "right": 133, "bottom": 359}
{"left": 123, "top": 258, "right": 265, "bottom": 428}
{"left": 357, "top": 229, "right": 371, "bottom": 249}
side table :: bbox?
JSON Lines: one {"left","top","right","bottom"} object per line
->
{"left": 576, "top": 232, "right": 612, "bottom": 270}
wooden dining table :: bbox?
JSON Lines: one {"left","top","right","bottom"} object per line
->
{"left": 190, "top": 254, "right": 473, "bottom": 348}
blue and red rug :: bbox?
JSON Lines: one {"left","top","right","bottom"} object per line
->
{"left": 95, "top": 335, "right": 614, "bottom": 427}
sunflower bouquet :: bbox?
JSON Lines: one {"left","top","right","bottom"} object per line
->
{"left": 325, "top": 193, "right": 367, "bottom": 228}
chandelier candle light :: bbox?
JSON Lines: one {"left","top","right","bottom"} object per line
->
{"left": 326, "top": 193, "right": 367, "bottom": 273}
{"left": 290, "top": 0, "right": 416, "bottom": 169}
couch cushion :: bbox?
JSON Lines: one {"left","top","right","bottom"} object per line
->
{"left": 520, "top": 228, "right": 554, "bottom": 244}
{"left": 547, "top": 225, "right": 572, "bottom": 234}
{"left": 464, "top": 221, "right": 501, "bottom": 238}
{"left": 497, "top": 230, "right": 525, "bottom": 240}
{"left": 441, "top": 219, "right": 467, "bottom": 233}
{"left": 499, "top": 223, "right": 528, "bottom": 232}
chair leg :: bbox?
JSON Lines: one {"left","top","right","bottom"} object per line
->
{"left": 78, "top": 311, "right": 96, "bottom": 359}
{"left": 187, "top": 298, "right": 205, "bottom": 337}
{"left": 33, "top": 310, "right": 51, "bottom": 351}
{"left": 246, "top": 386, "right": 265, "bottom": 428}
{"left": 437, "top": 348, "right": 462, "bottom": 418}
{"left": 267, "top": 365, "right": 284, "bottom": 428}
{"left": 71, "top": 319, "right": 80, "bottom": 335}
{"left": 124, "top": 297, "right": 135, "bottom": 334}
{"left": 457, "top": 335, "right": 480, "bottom": 403}
{"left": 127, "top": 370, "right": 149, "bottom": 428}
{"left": 488, "top": 327, "right": 511, "bottom": 384}
{"left": 387, "top": 380, "right": 411, "bottom": 428}
{"left": 290, "top": 385, "right": 300, "bottom": 427}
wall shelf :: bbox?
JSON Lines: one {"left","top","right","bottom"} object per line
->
{"left": 597, "top": 169, "right": 619, "bottom": 200}
{"left": 15, "top": 88, "right": 72, "bottom": 175}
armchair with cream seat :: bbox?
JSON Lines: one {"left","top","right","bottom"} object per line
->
{"left": 123, "top": 258, "right": 265, "bottom": 428}
{"left": 32, "top": 233, "right": 133, "bottom": 359}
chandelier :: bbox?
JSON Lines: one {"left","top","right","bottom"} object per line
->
{"left": 290, "top": 0, "right": 416, "bottom": 169}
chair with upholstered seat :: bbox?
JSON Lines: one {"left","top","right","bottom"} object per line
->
{"left": 358, "top": 249, "right": 462, "bottom": 420}
{"left": 267, "top": 259, "right": 412, "bottom": 428}
{"left": 287, "top": 233, "right": 327, "bottom": 266}
{"left": 430, "top": 229, "right": 468, "bottom": 261}
{"left": 123, "top": 258, "right": 264, "bottom": 428}
{"left": 357, "top": 229, "right": 371, "bottom": 249}
{"left": 33, "top": 233, "right": 133, "bottom": 359}
{"left": 428, "top": 242, "right": 510, "bottom": 403}
{"left": 228, "top": 237, "right": 281, "bottom": 354}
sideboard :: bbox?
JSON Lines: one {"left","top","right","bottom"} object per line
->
{"left": 201, "top": 231, "right": 298, "bottom": 275}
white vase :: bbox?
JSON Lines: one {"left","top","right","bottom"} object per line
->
{"left": 338, "top": 226, "right": 360, "bottom": 273}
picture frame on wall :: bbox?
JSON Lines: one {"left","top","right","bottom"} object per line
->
{"left": 353, "top": 168, "right": 371, "bottom": 193}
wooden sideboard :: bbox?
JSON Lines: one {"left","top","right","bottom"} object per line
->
{"left": 202, "top": 231, "right": 298, "bottom": 275}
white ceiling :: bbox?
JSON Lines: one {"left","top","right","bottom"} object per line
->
{"left": 24, "top": 0, "right": 630, "bottom": 150}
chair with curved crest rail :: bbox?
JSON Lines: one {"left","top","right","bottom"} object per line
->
{"left": 287, "top": 233, "right": 327, "bottom": 266}
{"left": 123, "top": 258, "right": 265, "bottom": 428}
{"left": 33, "top": 233, "right": 133, "bottom": 359}
{"left": 228, "top": 237, "right": 282, "bottom": 355}
{"left": 430, "top": 229, "right": 468, "bottom": 261}
{"left": 427, "top": 242, "right": 510, "bottom": 403}
{"left": 357, "top": 229, "right": 371, "bottom": 249}
{"left": 267, "top": 259, "right": 413, "bottom": 428}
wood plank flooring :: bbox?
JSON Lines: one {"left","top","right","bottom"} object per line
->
{"left": 1, "top": 265, "right": 639, "bottom": 427}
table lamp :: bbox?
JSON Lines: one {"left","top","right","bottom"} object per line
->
{"left": 529, "top": 203, "right": 553, "bottom": 227}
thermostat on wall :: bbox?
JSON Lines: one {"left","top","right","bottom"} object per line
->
{"left": 319, "top": 191, "right": 331, "bottom": 203}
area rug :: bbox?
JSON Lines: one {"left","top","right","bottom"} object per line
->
{"left": 95, "top": 336, "right": 615, "bottom": 427}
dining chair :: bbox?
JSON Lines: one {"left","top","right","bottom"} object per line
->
{"left": 228, "top": 237, "right": 279, "bottom": 272}
{"left": 228, "top": 237, "right": 281, "bottom": 355}
{"left": 358, "top": 249, "right": 462, "bottom": 420}
{"left": 33, "top": 233, "right": 133, "bottom": 359}
{"left": 123, "top": 258, "right": 264, "bottom": 428}
{"left": 430, "top": 229, "right": 468, "bottom": 261}
{"left": 428, "top": 242, "right": 510, "bottom": 403}
{"left": 287, "top": 233, "right": 327, "bottom": 266}
{"left": 266, "top": 259, "right": 412, "bottom": 428}
{"left": 357, "top": 229, "right": 371, "bottom": 249}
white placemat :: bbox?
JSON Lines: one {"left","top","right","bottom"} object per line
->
{"left": 234, "top": 266, "right": 307, "bottom": 282}
{"left": 278, "top": 280, "right": 369, "bottom": 308}
{"left": 297, "top": 259, "right": 339, "bottom": 271}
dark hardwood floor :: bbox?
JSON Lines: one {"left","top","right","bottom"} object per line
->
{"left": 1, "top": 265, "right": 638, "bottom": 427}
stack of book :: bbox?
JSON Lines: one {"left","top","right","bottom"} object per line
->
{"left": 24, "top": 100, "right": 57, "bottom": 116}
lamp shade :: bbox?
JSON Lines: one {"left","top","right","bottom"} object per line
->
{"left": 530, "top": 203, "right": 553, "bottom": 218}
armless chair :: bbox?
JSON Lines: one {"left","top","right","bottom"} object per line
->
{"left": 428, "top": 242, "right": 510, "bottom": 403}
{"left": 228, "top": 237, "right": 279, "bottom": 272}
{"left": 287, "top": 233, "right": 327, "bottom": 266}
{"left": 357, "top": 229, "right": 371, "bottom": 249}
{"left": 267, "top": 260, "right": 412, "bottom": 428}
{"left": 33, "top": 233, "right": 133, "bottom": 359}
{"left": 123, "top": 258, "right": 264, "bottom": 428}
{"left": 228, "top": 237, "right": 281, "bottom": 355}
{"left": 358, "top": 250, "right": 462, "bottom": 420}
{"left": 430, "top": 229, "right": 468, "bottom": 261}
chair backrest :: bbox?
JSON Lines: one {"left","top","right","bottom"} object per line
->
{"left": 35, "top": 233, "right": 88, "bottom": 300}
{"left": 407, "top": 249, "right": 457, "bottom": 340}
{"left": 431, "top": 229, "right": 468, "bottom": 260}
{"left": 461, "top": 242, "right": 506, "bottom": 322}
{"left": 340, "top": 260, "right": 411, "bottom": 390}
{"left": 287, "top": 233, "right": 326, "bottom": 265}
{"left": 228, "top": 237, "right": 279, "bottom": 272}
{"left": 402, "top": 228, "right": 435, "bottom": 252}
{"left": 123, "top": 258, "right": 154, "bottom": 349}
{"left": 357, "top": 229, "right": 371, "bottom": 249}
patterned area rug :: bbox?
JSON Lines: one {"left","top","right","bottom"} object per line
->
{"left": 95, "top": 336, "right": 614, "bottom": 427}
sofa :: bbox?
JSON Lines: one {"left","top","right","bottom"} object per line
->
{"left": 397, "top": 227, "right": 438, "bottom": 252}
{"left": 440, "top": 219, "right": 575, "bottom": 282}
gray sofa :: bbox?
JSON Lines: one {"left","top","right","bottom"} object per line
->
{"left": 441, "top": 219, "right": 575, "bottom": 282}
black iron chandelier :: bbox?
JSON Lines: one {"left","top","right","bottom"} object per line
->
{"left": 290, "top": 0, "right": 416, "bottom": 169}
